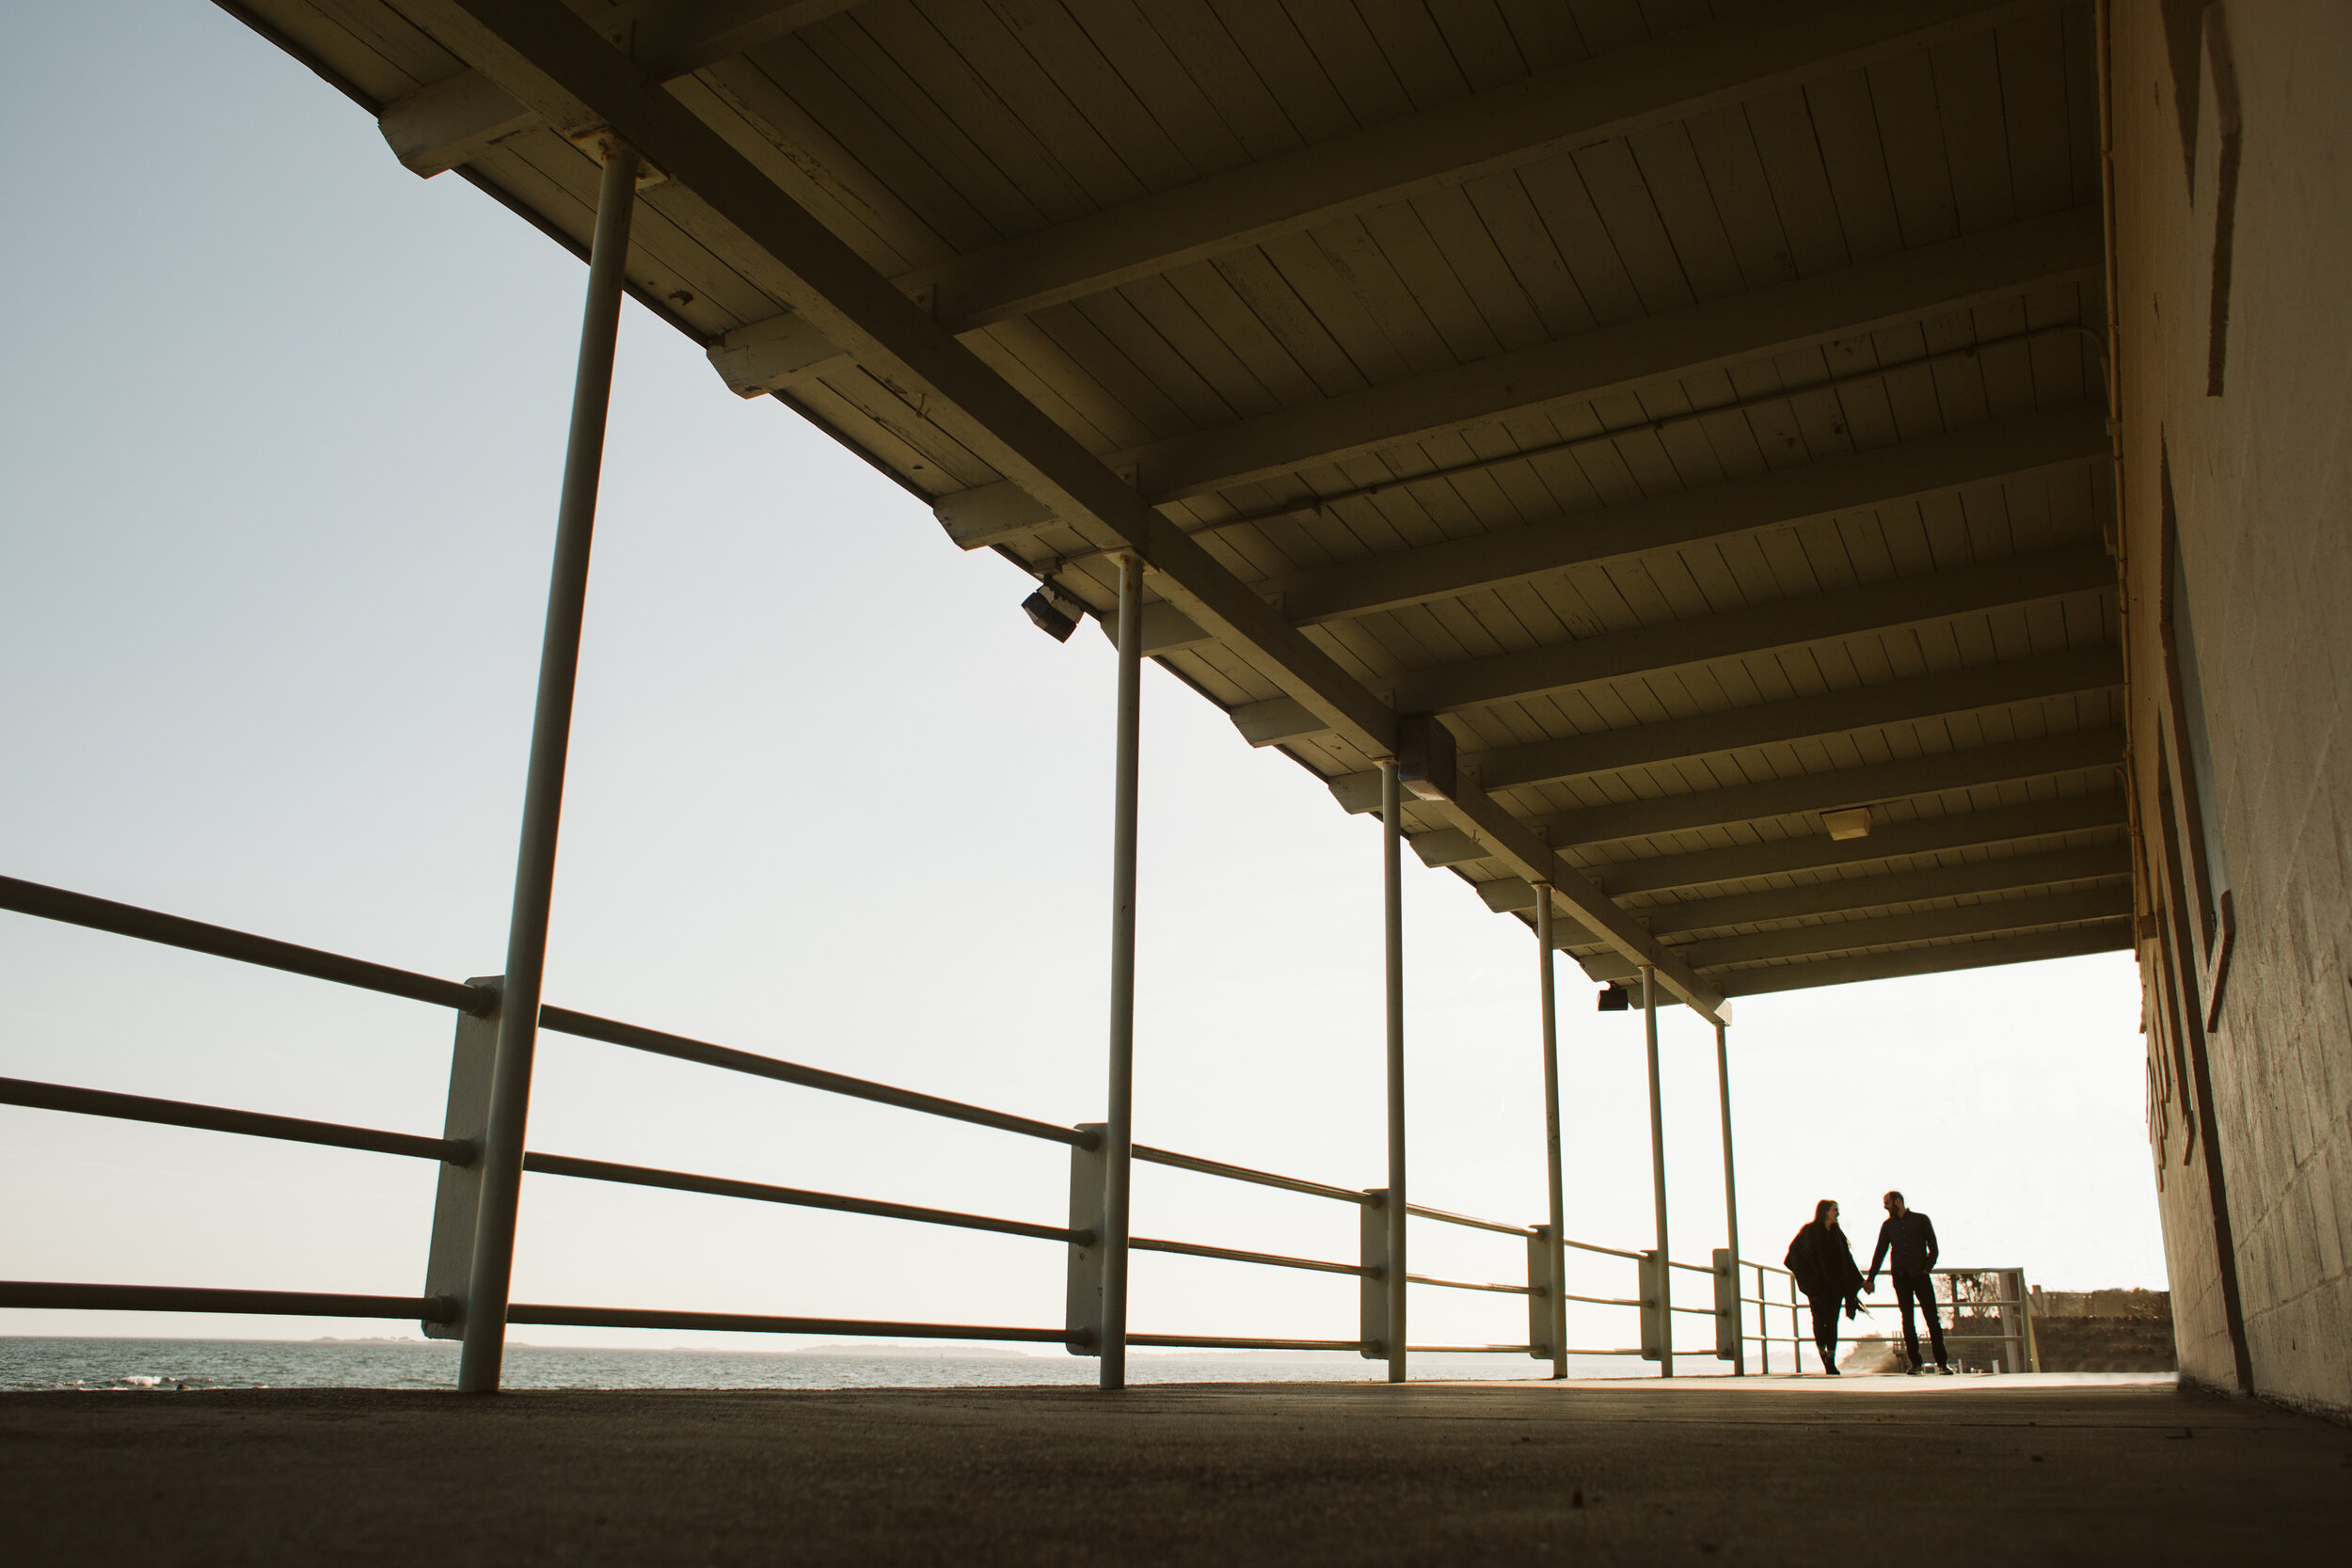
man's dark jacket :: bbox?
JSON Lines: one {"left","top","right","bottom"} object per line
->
{"left": 1784, "top": 1221, "right": 1863, "bottom": 1304}
{"left": 1869, "top": 1211, "right": 1940, "bottom": 1279}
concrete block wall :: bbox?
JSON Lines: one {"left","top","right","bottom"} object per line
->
{"left": 2113, "top": 1, "right": 2352, "bottom": 1418}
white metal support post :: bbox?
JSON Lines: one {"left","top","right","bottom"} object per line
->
{"left": 1534, "top": 891, "right": 1567, "bottom": 1379}
{"left": 459, "top": 142, "right": 641, "bottom": 1395}
{"left": 1099, "top": 553, "right": 1143, "bottom": 1390}
{"left": 1643, "top": 963, "right": 1672, "bottom": 1377}
{"left": 1380, "top": 756, "right": 1406, "bottom": 1385}
{"left": 1714, "top": 1019, "right": 1744, "bottom": 1374}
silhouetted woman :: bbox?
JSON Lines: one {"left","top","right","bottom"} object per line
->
{"left": 1784, "top": 1199, "right": 1865, "bottom": 1374}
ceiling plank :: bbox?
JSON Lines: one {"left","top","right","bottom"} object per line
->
{"left": 1713, "top": 921, "right": 2134, "bottom": 996}
{"left": 895, "top": 0, "right": 2068, "bottom": 331}
{"left": 1640, "top": 842, "right": 2129, "bottom": 935}
{"left": 1538, "top": 726, "right": 2125, "bottom": 847}
{"left": 1117, "top": 206, "right": 2102, "bottom": 502}
{"left": 1588, "top": 791, "right": 2127, "bottom": 896}
{"left": 1393, "top": 543, "right": 2111, "bottom": 717}
{"left": 1267, "top": 411, "right": 2110, "bottom": 626}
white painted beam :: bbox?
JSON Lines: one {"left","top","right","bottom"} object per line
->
{"left": 1266, "top": 412, "right": 2111, "bottom": 627}
{"left": 932, "top": 482, "right": 1056, "bottom": 550}
{"left": 1099, "top": 601, "right": 1213, "bottom": 657}
{"left": 1408, "top": 829, "right": 1489, "bottom": 868}
{"left": 894, "top": 0, "right": 2066, "bottom": 331}
{"left": 380, "top": 1, "right": 861, "bottom": 177}
{"left": 706, "top": 310, "right": 853, "bottom": 396}
{"left": 1118, "top": 208, "right": 2103, "bottom": 503}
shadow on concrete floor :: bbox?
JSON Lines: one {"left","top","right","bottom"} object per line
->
{"left": 5, "top": 1379, "right": 2345, "bottom": 1565}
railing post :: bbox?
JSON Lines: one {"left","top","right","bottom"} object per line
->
{"left": 421, "top": 980, "right": 500, "bottom": 1341}
{"left": 1533, "top": 890, "right": 1566, "bottom": 1380}
{"left": 1756, "top": 1264, "right": 1770, "bottom": 1373}
{"left": 1065, "top": 1123, "right": 1107, "bottom": 1357}
{"left": 1359, "top": 1189, "right": 1391, "bottom": 1363}
{"left": 1641, "top": 963, "right": 1671, "bottom": 1376}
{"left": 1712, "top": 1247, "right": 1740, "bottom": 1364}
{"left": 1098, "top": 553, "right": 1143, "bottom": 1391}
{"left": 460, "top": 139, "right": 642, "bottom": 1395}
{"left": 1379, "top": 756, "right": 1406, "bottom": 1385}
{"left": 1639, "top": 1250, "right": 1662, "bottom": 1364}
{"left": 1528, "top": 1225, "right": 1565, "bottom": 1372}
{"left": 1713, "top": 1017, "right": 1743, "bottom": 1373}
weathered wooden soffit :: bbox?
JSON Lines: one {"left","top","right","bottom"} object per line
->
{"left": 230, "top": 0, "right": 2133, "bottom": 1021}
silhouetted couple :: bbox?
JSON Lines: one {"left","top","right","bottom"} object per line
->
{"left": 1784, "top": 1191, "right": 1951, "bottom": 1375}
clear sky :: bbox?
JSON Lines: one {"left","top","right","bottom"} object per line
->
{"left": 0, "top": 0, "right": 2165, "bottom": 1367}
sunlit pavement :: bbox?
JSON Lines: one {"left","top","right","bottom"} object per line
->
{"left": 6, "top": 1377, "right": 2345, "bottom": 1565}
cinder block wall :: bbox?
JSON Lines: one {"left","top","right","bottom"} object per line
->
{"left": 2114, "top": 1, "right": 2352, "bottom": 1417}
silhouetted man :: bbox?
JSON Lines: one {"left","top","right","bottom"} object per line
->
{"left": 1866, "top": 1190, "right": 1950, "bottom": 1374}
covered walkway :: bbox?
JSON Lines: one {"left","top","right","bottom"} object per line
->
{"left": 7, "top": 1377, "right": 2344, "bottom": 1564}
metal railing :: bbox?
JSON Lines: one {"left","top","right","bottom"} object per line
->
{"left": 0, "top": 874, "right": 1565, "bottom": 1370}
{"left": 0, "top": 872, "right": 2041, "bottom": 1382}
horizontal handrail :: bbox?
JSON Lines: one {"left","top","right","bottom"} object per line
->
{"left": 1667, "top": 1259, "right": 1716, "bottom": 1275}
{"left": 1565, "top": 1291, "right": 1641, "bottom": 1308}
{"left": 0, "top": 1280, "right": 458, "bottom": 1322}
{"left": 1129, "top": 1334, "right": 1362, "bottom": 1352}
{"left": 1668, "top": 1304, "right": 1717, "bottom": 1317}
{"left": 1131, "top": 1236, "right": 1359, "bottom": 1277}
{"left": 1406, "top": 1272, "right": 1528, "bottom": 1296}
{"left": 1406, "top": 1342, "right": 1533, "bottom": 1354}
{"left": 0, "top": 875, "right": 489, "bottom": 1014}
{"left": 1565, "top": 1238, "right": 1644, "bottom": 1260}
{"left": 1404, "top": 1202, "right": 1530, "bottom": 1237}
{"left": 540, "top": 1006, "right": 1090, "bottom": 1149}
{"left": 522, "top": 1152, "right": 1078, "bottom": 1244}
{"left": 1566, "top": 1346, "right": 1645, "bottom": 1356}
{"left": 1130, "top": 1144, "right": 1359, "bottom": 1202}
{"left": 0, "top": 1075, "right": 470, "bottom": 1164}
{"left": 508, "top": 1303, "right": 1072, "bottom": 1341}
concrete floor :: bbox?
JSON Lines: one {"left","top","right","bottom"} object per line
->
{"left": 7, "top": 1375, "right": 2347, "bottom": 1565}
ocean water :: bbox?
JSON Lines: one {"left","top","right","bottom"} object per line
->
{"left": 0, "top": 1338, "right": 1650, "bottom": 1393}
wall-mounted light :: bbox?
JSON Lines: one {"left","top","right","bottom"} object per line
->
{"left": 1597, "top": 984, "right": 1631, "bottom": 1012}
{"left": 1021, "top": 584, "right": 1082, "bottom": 642}
{"left": 1821, "top": 806, "right": 1873, "bottom": 841}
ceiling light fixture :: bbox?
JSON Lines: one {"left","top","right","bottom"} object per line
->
{"left": 1822, "top": 807, "right": 1873, "bottom": 841}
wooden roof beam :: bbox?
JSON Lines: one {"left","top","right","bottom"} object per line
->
{"left": 1540, "top": 727, "right": 2126, "bottom": 848}
{"left": 381, "top": 1, "right": 860, "bottom": 176}
{"left": 1582, "top": 884, "right": 2133, "bottom": 979}
{"left": 399, "top": 1, "right": 1724, "bottom": 1017}
{"left": 1118, "top": 207, "right": 2103, "bottom": 503}
{"left": 1713, "top": 922, "right": 2133, "bottom": 997}
{"left": 1639, "top": 843, "right": 2130, "bottom": 937}
{"left": 1470, "top": 644, "right": 2122, "bottom": 792}
{"left": 1393, "top": 542, "right": 2112, "bottom": 719}
{"left": 1588, "top": 791, "right": 2128, "bottom": 896}
{"left": 896, "top": 0, "right": 2068, "bottom": 332}
{"left": 403, "top": 0, "right": 1396, "bottom": 755}
{"left": 1317, "top": 645, "right": 2120, "bottom": 803}
{"left": 1267, "top": 412, "right": 2111, "bottom": 627}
